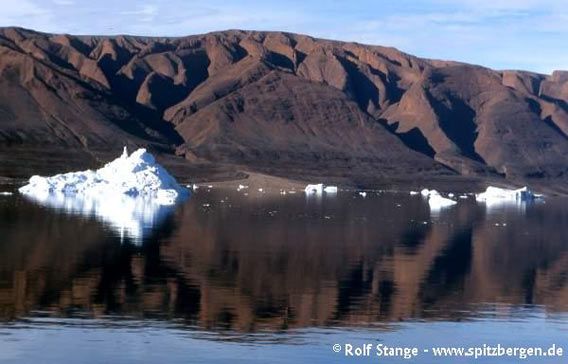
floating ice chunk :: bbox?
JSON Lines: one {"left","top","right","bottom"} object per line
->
{"left": 324, "top": 186, "right": 338, "bottom": 193}
{"left": 459, "top": 195, "right": 468, "bottom": 199}
{"left": 448, "top": 193, "right": 455, "bottom": 198}
{"left": 476, "top": 186, "right": 537, "bottom": 204}
{"left": 0, "top": 191, "right": 13, "bottom": 196}
{"left": 19, "top": 147, "right": 188, "bottom": 204}
{"left": 420, "top": 188, "right": 430, "bottom": 197}
{"left": 410, "top": 191, "right": 419, "bottom": 195}
{"left": 359, "top": 192, "right": 367, "bottom": 198}
{"left": 428, "top": 190, "right": 457, "bottom": 209}
{"left": 305, "top": 184, "right": 323, "bottom": 194}
{"left": 237, "top": 184, "right": 248, "bottom": 191}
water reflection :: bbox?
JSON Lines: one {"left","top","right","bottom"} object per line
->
{"left": 18, "top": 191, "right": 188, "bottom": 242}
{"left": 0, "top": 190, "right": 567, "bottom": 332}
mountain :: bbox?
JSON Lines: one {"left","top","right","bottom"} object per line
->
{"left": 0, "top": 27, "right": 567, "bottom": 191}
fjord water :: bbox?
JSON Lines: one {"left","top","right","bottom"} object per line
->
{"left": 1, "top": 187, "right": 567, "bottom": 363}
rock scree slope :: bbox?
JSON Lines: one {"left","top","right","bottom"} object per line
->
{"left": 0, "top": 27, "right": 567, "bottom": 190}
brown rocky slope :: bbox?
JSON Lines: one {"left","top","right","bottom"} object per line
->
{"left": 0, "top": 27, "right": 567, "bottom": 191}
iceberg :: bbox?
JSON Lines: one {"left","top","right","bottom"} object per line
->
{"left": 420, "top": 189, "right": 457, "bottom": 210}
{"left": 19, "top": 147, "right": 187, "bottom": 204}
{"left": 17, "top": 147, "right": 189, "bottom": 242}
{"left": 305, "top": 184, "right": 323, "bottom": 194}
{"left": 476, "top": 186, "right": 536, "bottom": 203}
{"left": 324, "top": 186, "right": 338, "bottom": 193}
{"left": 427, "top": 190, "right": 457, "bottom": 209}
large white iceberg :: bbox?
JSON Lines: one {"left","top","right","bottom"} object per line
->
{"left": 476, "top": 186, "right": 536, "bottom": 203}
{"left": 18, "top": 147, "right": 189, "bottom": 242}
{"left": 19, "top": 147, "right": 188, "bottom": 204}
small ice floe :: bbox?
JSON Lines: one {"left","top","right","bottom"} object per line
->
{"left": 409, "top": 191, "right": 419, "bottom": 195}
{"left": 202, "top": 203, "right": 211, "bottom": 207}
{"left": 459, "top": 195, "right": 468, "bottom": 199}
{"left": 448, "top": 193, "right": 455, "bottom": 198}
{"left": 258, "top": 188, "right": 264, "bottom": 193}
{"left": 421, "top": 189, "right": 457, "bottom": 210}
{"left": 288, "top": 190, "right": 296, "bottom": 194}
{"left": 324, "top": 186, "right": 338, "bottom": 193}
{"left": 237, "top": 184, "right": 248, "bottom": 191}
{"left": 305, "top": 183, "right": 324, "bottom": 194}
{"left": 207, "top": 185, "right": 213, "bottom": 189}
{"left": 359, "top": 192, "right": 367, "bottom": 198}
{"left": 0, "top": 191, "right": 13, "bottom": 196}
{"left": 428, "top": 191, "right": 457, "bottom": 209}
{"left": 476, "top": 186, "right": 537, "bottom": 203}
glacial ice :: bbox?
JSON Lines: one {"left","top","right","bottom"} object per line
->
{"left": 420, "top": 189, "right": 457, "bottom": 210}
{"left": 305, "top": 184, "right": 324, "bottom": 194}
{"left": 19, "top": 147, "right": 187, "bottom": 204}
{"left": 427, "top": 190, "right": 457, "bottom": 209}
{"left": 17, "top": 147, "right": 189, "bottom": 242}
{"left": 324, "top": 186, "right": 338, "bottom": 193}
{"left": 476, "top": 186, "right": 536, "bottom": 203}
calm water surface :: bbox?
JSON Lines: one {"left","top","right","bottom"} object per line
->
{"left": 0, "top": 186, "right": 567, "bottom": 363}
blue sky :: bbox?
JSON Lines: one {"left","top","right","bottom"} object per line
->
{"left": 1, "top": 0, "right": 567, "bottom": 74}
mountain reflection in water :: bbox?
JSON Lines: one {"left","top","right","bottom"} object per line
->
{"left": 1, "top": 189, "right": 567, "bottom": 332}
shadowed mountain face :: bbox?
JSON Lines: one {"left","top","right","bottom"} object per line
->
{"left": 0, "top": 27, "right": 567, "bottom": 188}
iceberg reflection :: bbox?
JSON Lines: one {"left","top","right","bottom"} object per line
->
{"left": 21, "top": 191, "right": 187, "bottom": 243}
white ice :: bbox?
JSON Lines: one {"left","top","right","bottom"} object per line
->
{"left": 324, "top": 186, "right": 338, "bottom": 193}
{"left": 305, "top": 184, "right": 324, "bottom": 194}
{"left": 17, "top": 147, "right": 189, "bottom": 242}
{"left": 359, "top": 191, "right": 367, "bottom": 198}
{"left": 420, "top": 189, "right": 457, "bottom": 210}
{"left": 475, "top": 186, "right": 539, "bottom": 210}
{"left": 427, "top": 190, "right": 457, "bottom": 209}
{"left": 476, "top": 186, "right": 536, "bottom": 203}
{"left": 19, "top": 147, "right": 187, "bottom": 204}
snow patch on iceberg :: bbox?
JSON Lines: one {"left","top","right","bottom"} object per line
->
{"left": 19, "top": 147, "right": 188, "bottom": 204}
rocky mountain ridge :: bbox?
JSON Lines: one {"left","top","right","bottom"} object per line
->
{"left": 0, "top": 27, "right": 567, "bottom": 191}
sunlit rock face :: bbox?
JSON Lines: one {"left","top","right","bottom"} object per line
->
{"left": 18, "top": 147, "right": 189, "bottom": 242}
